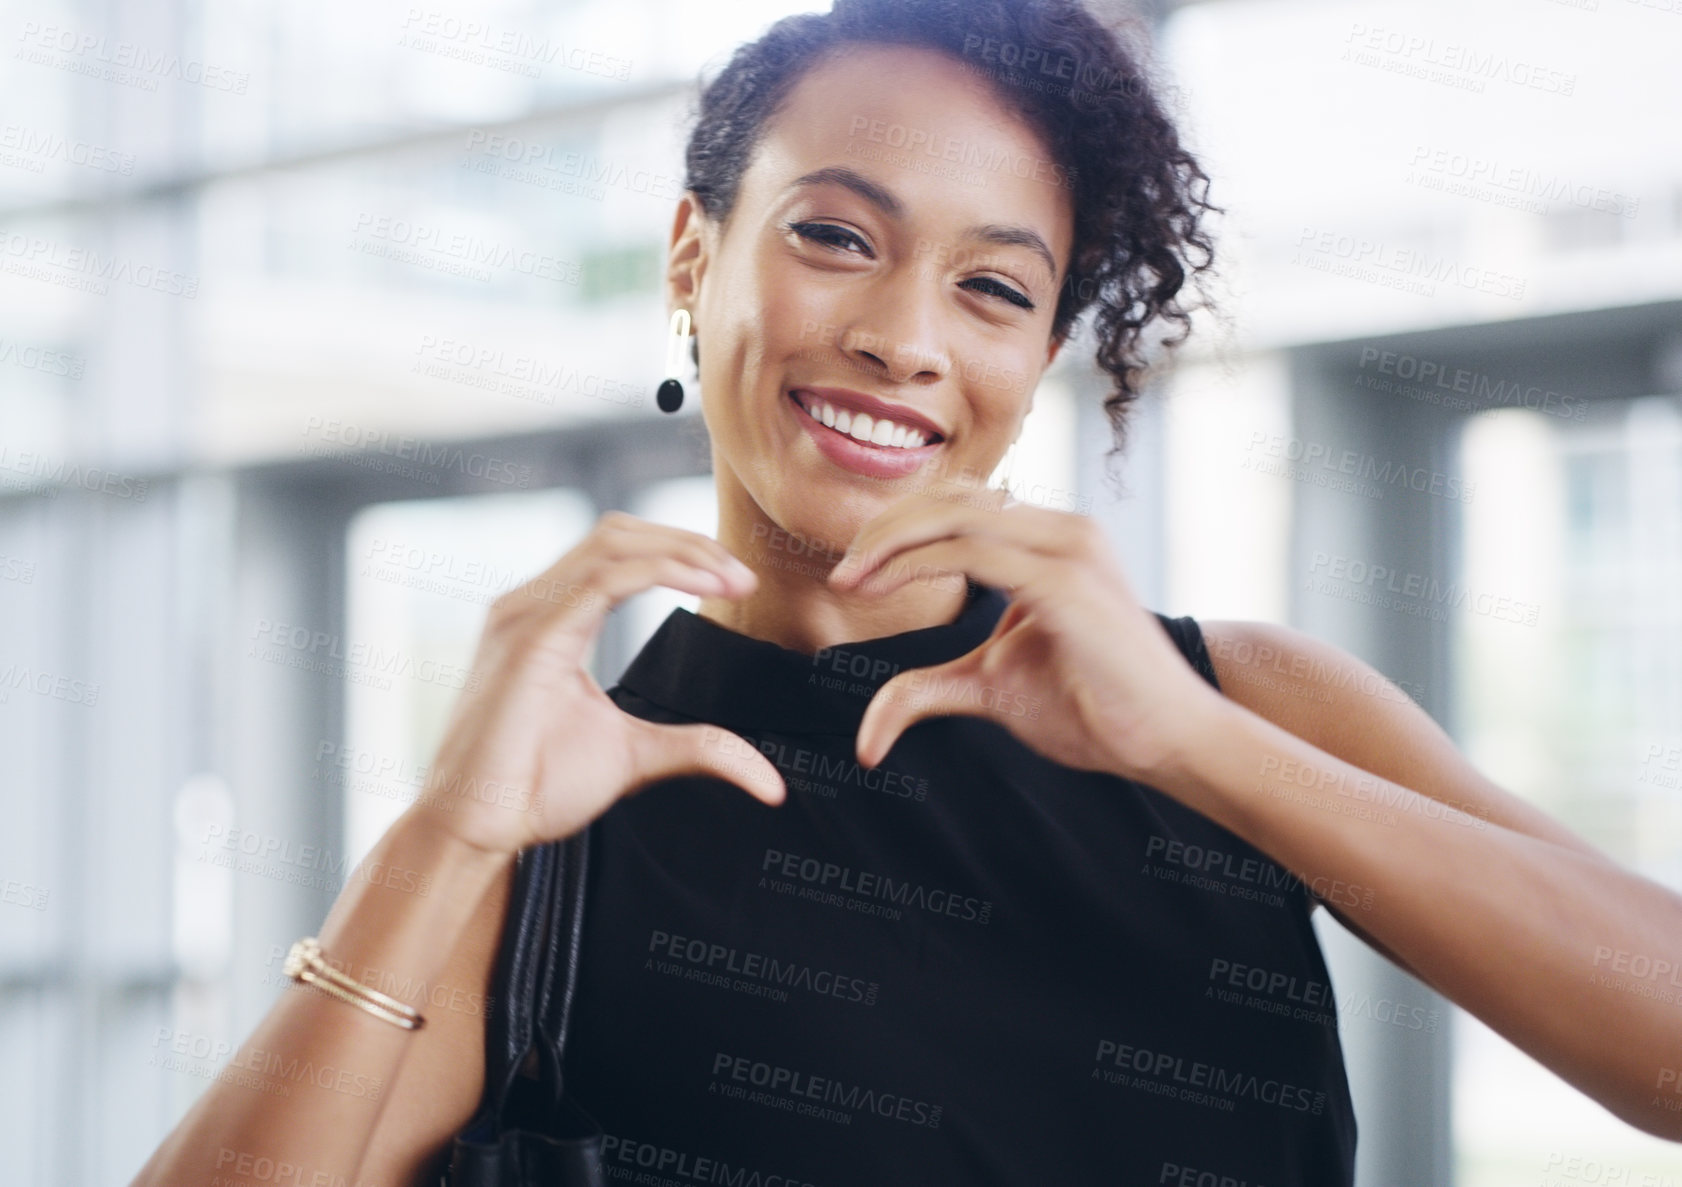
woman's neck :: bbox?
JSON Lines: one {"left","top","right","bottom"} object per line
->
{"left": 694, "top": 527, "right": 970, "bottom": 656}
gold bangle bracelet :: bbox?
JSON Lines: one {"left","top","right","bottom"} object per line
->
{"left": 284, "top": 937, "right": 426, "bottom": 1031}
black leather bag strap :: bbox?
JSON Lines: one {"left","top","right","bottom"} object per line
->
{"left": 1152, "top": 611, "right": 1223, "bottom": 692}
{"left": 471, "top": 838, "right": 557, "bottom": 1132}
{"left": 534, "top": 826, "right": 590, "bottom": 1113}
{"left": 445, "top": 828, "right": 606, "bottom": 1185}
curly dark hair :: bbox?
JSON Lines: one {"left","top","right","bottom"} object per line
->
{"left": 679, "top": 0, "right": 1220, "bottom": 464}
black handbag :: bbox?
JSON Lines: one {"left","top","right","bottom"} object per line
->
{"left": 443, "top": 825, "right": 607, "bottom": 1185}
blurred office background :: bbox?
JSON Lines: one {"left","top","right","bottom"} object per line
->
{"left": 1, "top": 0, "right": 1679, "bottom": 1182}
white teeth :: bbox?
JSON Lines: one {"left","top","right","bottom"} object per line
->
{"left": 796, "top": 394, "right": 931, "bottom": 450}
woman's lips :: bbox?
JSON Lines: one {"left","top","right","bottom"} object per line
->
{"left": 786, "top": 389, "right": 942, "bottom": 480}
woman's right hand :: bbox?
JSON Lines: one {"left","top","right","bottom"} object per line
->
{"left": 412, "top": 510, "right": 785, "bottom": 855}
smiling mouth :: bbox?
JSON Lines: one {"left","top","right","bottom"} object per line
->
{"left": 788, "top": 390, "right": 944, "bottom": 451}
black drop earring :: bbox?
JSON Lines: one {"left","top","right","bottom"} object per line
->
{"left": 657, "top": 308, "right": 691, "bottom": 413}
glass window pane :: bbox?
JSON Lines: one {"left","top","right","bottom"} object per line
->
{"left": 342, "top": 486, "right": 594, "bottom": 866}
{"left": 1452, "top": 397, "right": 1682, "bottom": 1185}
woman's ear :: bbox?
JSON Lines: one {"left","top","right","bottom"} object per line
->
{"left": 665, "top": 191, "right": 710, "bottom": 316}
{"left": 1044, "top": 331, "right": 1065, "bottom": 371}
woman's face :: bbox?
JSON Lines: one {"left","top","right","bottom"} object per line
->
{"left": 668, "top": 43, "right": 1074, "bottom": 561}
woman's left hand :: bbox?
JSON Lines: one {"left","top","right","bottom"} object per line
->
{"left": 828, "top": 485, "right": 1227, "bottom": 781}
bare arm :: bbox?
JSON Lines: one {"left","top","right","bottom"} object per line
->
{"left": 354, "top": 843, "right": 515, "bottom": 1187}
{"left": 1202, "top": 619, "right": 1617, "bottom": 981}
{"left": 129, "top": 809, "right": 511, "bottom": 1186}
{"left": 1142, "top": 620, "right": 1682, "bottom": 1141}
{"left": 129, "top": 513, "right": 788, "bottom": 1186}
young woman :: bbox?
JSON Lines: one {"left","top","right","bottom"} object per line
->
{"left": 131, "top": 0, "right": 1682, "bottom": 1183}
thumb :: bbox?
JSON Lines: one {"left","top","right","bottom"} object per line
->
{"left": 631, "top": 719, "right": 787, "bottom": 807}
{"left": 856, "top": 649, "right": 990, "bottom": 769}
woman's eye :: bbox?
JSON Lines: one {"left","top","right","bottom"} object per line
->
{"left": 787, "top": 220, "right": 1034, "bottom": 311}
{"left": 786, "top": 220, "right": 871, "bottom": 256}
{"left": 962, "top": 276, "right": 1035, "bottom": 311}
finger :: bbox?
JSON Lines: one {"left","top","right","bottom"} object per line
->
{"left": 507, "top": 543, "right": 753, "bottom": 627}
{"left": 833, "top": 499, "right": 1088, "bottom": 589}
{"left": 594, "top": 513, "right": 750, "bottom": 575}
{"left": 855, "top": 647, "right": 995, "bottom": 769}
{"left": 848, "top": 534, "right": 1049, "bottom": 600}
{"left": 505, "top": 513, "right": 748, "bottom": 617}
{"left": 829, "top": 484, "right": 1005, "bottom": 588}
{"left": 494, "top": 560, "right": 751, "bottom": 681}
{"left": 629, "top": 719, "right": 787, "bottom": 808}
{"left": 573, "top": 554, "right": 755, "bottom": 618}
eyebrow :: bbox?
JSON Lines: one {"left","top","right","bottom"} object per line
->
{"left": 787, "top": 165, "right": 1060, "bottom": 283}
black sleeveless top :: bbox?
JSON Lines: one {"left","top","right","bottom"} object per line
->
{"left": 561, "top": 580, "right": 1358, "bottom": 1186}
